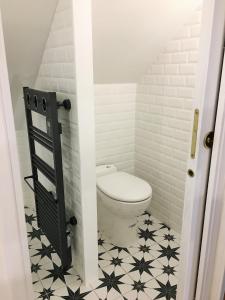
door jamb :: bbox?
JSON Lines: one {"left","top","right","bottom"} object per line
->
{"left": 1, "top": 0, "right": 225, "bottom": 299}
{"left": 196, "top": 48, "right": 225, "bottom": 299}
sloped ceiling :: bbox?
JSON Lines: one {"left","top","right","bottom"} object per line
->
{"left": 0, "top": 0, "right": 58, "bottom": 129}
{"left": 0, "top": 0, "right": 201, "bottom": 128}
{"left": 92, "top": 0, "right": 201, "bottom": 83}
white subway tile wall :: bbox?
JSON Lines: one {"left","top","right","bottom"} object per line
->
{"left": 135, "top": 9, "right": 202, "bottom": 232}
{"left": 35, "top": 0, "right": 85, "bottom": 277}
{"left": 95, "top": 84, "right": 136, "bottom": 174}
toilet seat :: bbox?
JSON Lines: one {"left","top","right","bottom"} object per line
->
{"left": 97, "top": 172, "right": 152, "bottom": 203}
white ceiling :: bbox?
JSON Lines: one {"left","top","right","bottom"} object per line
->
{"left": 0, "top": 0, "right": 202, "bottom": 88}
{"left": 92, "top": 0, "right": 201, "bottom": 83}
{"left": 0, "top": 0, "right": 201, "bottom": 128}
{"left": 0, "top": 0, "right": 58, "bottom": 128}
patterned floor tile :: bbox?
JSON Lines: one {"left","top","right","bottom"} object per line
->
{"left": 30, "top": 242, "right": 62, "bottom": 267}
{"left": 153, "top": 279, "right": 177, "bottom": 299}
{"left": 123, "top": 288, "right": 154, "bottom": 300}
{"left": 43, "top": 286, "right": 95, "bottom": 300}
{"left": 107, "top": 246, "right": 131, "bottom": 260}
{"left": 93, "top": 271, "right": 134, "bottom": 300}
{"left": 138, "top": 214, "right": 163, "bottom": 233}
{"left": 25, "top": 207, "right": 180, "bottom": 300}
{"left": 35, "top": 287, "right": 55, "bottom": 299}
{"left": 33, "top": 275, "right": 44, "bottom": 293}
{"left": 37, "top": 263, "right": 80, "bottom": 291}
{"left": 98, "top": 234, "right": 115, "bottom": 252}
{"left": 66, "top": 281, "right": 98, "bottom": 299}
{"left": 127, "top": 239, "right": 157, "bottom": 257}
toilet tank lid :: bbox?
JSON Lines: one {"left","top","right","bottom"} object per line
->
{"left": 97, "top": 172, "right": 152, "bottom": 202}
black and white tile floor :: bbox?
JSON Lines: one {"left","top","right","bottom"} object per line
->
{"left": 25, "top": 207, "right": 180, "bottom": 299}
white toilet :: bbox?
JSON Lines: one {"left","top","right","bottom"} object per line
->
{"left": 96, "top": 165, "right": 152, "bottom": 247}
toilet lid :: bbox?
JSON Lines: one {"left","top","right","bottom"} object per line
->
{"left": 97, "top": 172, "right": 152, "bottom": 202}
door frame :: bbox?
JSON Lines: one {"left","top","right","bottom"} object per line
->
{"left": 177, "top": 0, "right": 225, "bottom": 299}
{"left": 0, "top": 10, "right": 33, "bottom": 300}
{"left": 195, "top": 48, "right": 225, "bottom": 299}
{"left": 0, "top": 0, "right": 225, "bottom": 299}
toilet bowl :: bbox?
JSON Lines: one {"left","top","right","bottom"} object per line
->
{"left": 96, "top": 165, "right": 152, "bottom": 247}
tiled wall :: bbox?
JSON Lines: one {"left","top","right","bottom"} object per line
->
{"left": 135, "top": 8, "right": 202, "bottom": 232}
{"left": 95, "top": 84, "right": 136, "bottom": 174}
{"left": 35, "top": 0, "right": 85, "bottom": 278}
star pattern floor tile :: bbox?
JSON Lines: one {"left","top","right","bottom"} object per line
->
{"left": 25, "top": 208, "right": 180, "bottom": 299}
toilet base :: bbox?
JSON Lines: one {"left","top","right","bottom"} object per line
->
{"left": 98, "top": 202, "right": 139, "bottom": 248}
{"left": 97, "top": 188, "right": 151, "bottom": 248}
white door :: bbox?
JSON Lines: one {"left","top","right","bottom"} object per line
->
{"left": 177, "top": 0, "right": 225, "bottom": 299}
{"left": 195, "top": 47, "right": 225, "bottom": 299}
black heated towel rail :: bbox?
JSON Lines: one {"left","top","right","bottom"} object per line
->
{"left": 23, "top": 87, "right": 76, "bottom": 268}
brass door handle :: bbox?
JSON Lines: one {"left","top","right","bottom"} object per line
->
{"left": 191, "top": 109, "right": 199, "bottom": 159}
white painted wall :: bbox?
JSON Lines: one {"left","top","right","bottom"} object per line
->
{"left": 16, "top": 131, "right": 34, "bottom": 208}
{"left": 35, "top": 0, "right": 98, "bottom": 283}
{"left": 0, "top": 10, "right": 33, "bottom": 299}
{"left": 72, "top": 0, "right": 98, "bottom": 283}
{"left": 92, "top": 0, "right": 202, "bottom": 83}
{"left": 95, "top": 84, "right": 136, "bottom": 174}
{"left": 0, "top": 0, "right": 58, "bottom": 211}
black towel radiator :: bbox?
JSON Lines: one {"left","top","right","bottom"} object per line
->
{"left": 23, "top": 87, "right": 76, "bottom": 268}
